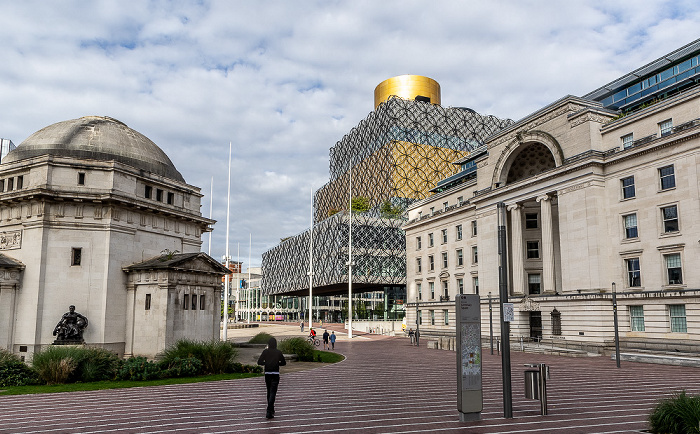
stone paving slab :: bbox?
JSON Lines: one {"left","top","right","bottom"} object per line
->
{"left": 1, "top": 324, "right": 699, "bottom": 433}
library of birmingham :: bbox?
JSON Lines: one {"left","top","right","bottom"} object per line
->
{"left": 262, "top": 39, "right": 700, "bottom": 353}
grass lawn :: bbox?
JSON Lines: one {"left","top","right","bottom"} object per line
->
{"left": 0, "top": 372, "right": 261, "bottom": 396}
{"left": 313, "top": 350, "right": 344, "bottom": 363}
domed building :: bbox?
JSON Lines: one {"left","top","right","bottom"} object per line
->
{"left": 0, "top": 116, "right": 227, "bottom": 359}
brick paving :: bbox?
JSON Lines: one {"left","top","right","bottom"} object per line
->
{"left": 1, "top": 325, "right": 699, "bottom": 433}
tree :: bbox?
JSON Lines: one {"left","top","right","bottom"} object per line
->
{"left": 380, "top": 200, "right": 403, "bottom": 219}
{"left": 351, "top": 196, "right": 371, "bottom": 213}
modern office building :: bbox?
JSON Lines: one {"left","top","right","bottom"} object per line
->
{"left": 404, "top": 39, "right": 700, "bottom": 353}
{"left": 261, "top": 76, "right": 513, "bottom": 323}
{"left": 0, "top": 116, "right": 227, "bottom": 359}
{"left": 0, "top": 139, "right": 16, "bottom": 163}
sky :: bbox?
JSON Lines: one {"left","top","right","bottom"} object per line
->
{"left": 1, "top": 1, "right": 699, "bottom": 269}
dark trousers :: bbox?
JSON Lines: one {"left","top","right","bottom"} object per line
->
{"left": 265, "top": 374, "right": 280, "bottom": 415}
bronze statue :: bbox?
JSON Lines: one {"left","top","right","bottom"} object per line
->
{"left": 53, "top": 305, "right": 88, "bottom": 343}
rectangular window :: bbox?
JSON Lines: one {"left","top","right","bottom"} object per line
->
{"left": 551, "top": 309, "right": 562, "bottom": 336}
{"left": 443, "top": 309, "right": 449, "bottom": 325}
{"left": 442, "top": 252, "right": 448, "bottom": 268}
{"left": 191, "top": 294, "right": 198, "bottom": 310}
{"left": 473, "top": 276, "right": 479, "bottom": 295}
{"left": 622, "top": 133, "right": 634, "bottom": 149}
{"left": 661, "top": 205, "right": 679, "bottom": 233}
{"left": 428, "top": 255, "right": 434, "bottom": 271}
{"left": 167, "top": 192, "right": 174, "bottom": 205}
{"left": 428, "top": 233, "right": 434, "bottom": 247}
{"left": 7, "top": 178, "right": 13, "bottom": 191}
{"left": 458, "top": 278, "right": 464, "bottom": 294}
{"left": 669, "top": 304, "right": 687, "bottom": 333}
{"left": 430, "top": 207, "right": 434, "bottom": 216}
{"left": 471, "top": 220, "right": 477, "bottom": 236}
{"left": 416, "top": 236, "right": 421, "bottom": 250}
{"left": 71, "top": 248, "right": 82, "bottom": 266}
{"left": 443, "top": 201, "right": 448, "bottom": 211}
{"left": 526, "top": 241, "right": 540, "bottom": 259}
{"left": 156, "top": 189, "right": 164, "bottom": 202}
{"left": 621, "top": 176, "right": 635, "bottom": 199}
{"left": 78, "top": 173, "right": 86, "bottom": 185}
{"left": 200, "top": 294, "right": 206, "bottom": 310}
{"left": 472, "top": 246, "right": 478, "bottom": 264}
{"left": 416, "top": 258, "right": 422, "bottom": 273}
{"left": 659, "top": 165, "right": 676, "bottom": 190}
{"left": 665, "top": 253, "right": 683, "bottom": 285}
{"left": 145, "top": 185, "right": 152, "bottom": 199}
{"left": 145, "top": 294, "right": 152, "bottom": 310}
{"left": 626, "top": 258, "right": 641, "bottom": 287}
{"left": 16, "top": 176, "right": 23, "bottom": 189}
{"left": 525, "top": 213, "right": 538, "bottom": 229}
{"left": 442, "top": 281, "right": 448, "bottom": 298}
{"left": 456, "top": 249, "right": 463, "bottom": 266}
{"left": 429, "top": 282, "right": 435, "bottom": 299}
{"left": 0, "top": 180, "right": 4, "bottom": 192}
{"left": 430, "top": 310, "right": 435, "bottom": 326}
{"left": 528, "top": 274, "right": 541, "bottom": 295}
{"left": 659, "top": 119, "right": 673, "bottom": 136}
{"left": 456, "top": 225, "right": 463, "bottom": 241}
{"left": 441, "top": 229, "right": 447, "bottom": 244}
{"left": 183, "top": 294, "right": 190, "bottom": 310}
{"left": 624, "top": 214, "right": 638, "bottom": 239}
{"left": 418, "top": 310, "right": 422, "bottom": 325}
{"left": 417, "top": 283, "right": 422, "bottom": 300}
{"left": 458, "top": 196, "right": 463, "bottom": 205}
{"left": 629, "top": 305, "right": 645, "bottom": 332}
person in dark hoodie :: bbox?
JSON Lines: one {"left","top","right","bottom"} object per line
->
{"left": 257, "top": 337, "right": 286, "bottom": 419}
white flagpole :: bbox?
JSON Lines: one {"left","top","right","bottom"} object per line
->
{"left": 236, "top": 242, "right": 240, "bottom": 322}
{"left": 208, "top": 177, "right": 213, "bottom": 256}
{"left": 308, "top": 187, "right": 313, "bottom": 330}
{"left": 348, "top": 163, "right": 353, "bottom": 339}
{"left": 223, "top": 143, "right": 232, "bottom": 342}
{"left": 248, "top": 233, "right": 251, "bottom": 324}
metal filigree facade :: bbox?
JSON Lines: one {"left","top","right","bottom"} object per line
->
{"left": 262, "top": 97, "right": 512, "bottom": 295}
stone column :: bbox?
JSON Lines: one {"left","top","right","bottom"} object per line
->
{"left": 507, "top": 203, "right": 525, "bottom": 296}
{"left": 537, "top": 194, "right": 556, "bottom": 294}
{"left": 124, "top": 282, "right": 137, "bottom": 358}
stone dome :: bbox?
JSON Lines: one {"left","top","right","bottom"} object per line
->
{"left": 4, "top": 116, "right": 185, "bottom": 182}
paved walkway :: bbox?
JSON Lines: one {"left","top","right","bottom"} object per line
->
{"left": 1, "top": 324, "right": 699, "bottom": 433}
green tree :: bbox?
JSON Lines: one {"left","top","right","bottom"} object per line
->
{"left": 380, "top": 200, "right": 403, "bottom": 218}
{"left": 351, "top": 196, "right": 371, "bottom": 213}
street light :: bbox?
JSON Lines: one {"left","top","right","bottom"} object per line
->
{"left": 612, "top": 282, "right": 621, "bottom": 368}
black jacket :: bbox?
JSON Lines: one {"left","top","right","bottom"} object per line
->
{"left": 257, "top": 337, "right": 287, "bottom": 373}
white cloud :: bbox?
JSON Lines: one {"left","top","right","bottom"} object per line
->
{"left": 1, "top": 0, "right": 699, "bottom": 267}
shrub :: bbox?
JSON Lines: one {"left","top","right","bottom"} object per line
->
{"left": 248, "top": 332, "right": 274, "bottom": 344}
{"left": 116, "top": 357, "right": 161, "bottom": 381}
{"left": 278, "top": 337, "right": 314, "bottom": 362}
{"left": 79, "top": 348, "right": 120, "bottom": 382}
{"left": 160, "top": 357, "right": 203, "bottom": 378}
{"left": 0, "top": 349, "right": 39, "bottom": 387}
{"left": 158, "top": 340, "right": 238, "bottom": 374}
{"left": 31, "top": 346, "right": 119, "bottom": 384}
{"left": 649, "top": 391, "right": 700, "bottom": 434}
{"left": 227, "top": 362, "right": 263, "bottom": 374}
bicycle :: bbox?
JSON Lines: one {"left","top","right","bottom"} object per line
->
{"left": 307, "top": 335, "right": 320, "bottom": 346}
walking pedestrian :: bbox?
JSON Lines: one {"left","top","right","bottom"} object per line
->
{"left": 257, "top": 337, "right": 286, "bottom": 419}
{"left": 330, "top": 331, "right": 336, "bottom": 350}
{"left": 322, "top": 329, "right": 330, "bottom": 350}
{"left": 408, "top": 328, "right": 415, "bottom": 345}
{"left": 300, "top": 321, "right": 304, "bottom": 333}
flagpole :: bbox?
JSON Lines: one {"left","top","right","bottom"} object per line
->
{"left": 308, "top": 187, "right": 314, "bottom": 330}
{"left": 223, "top": 142, "right": 232, "bottom": 342}
{"left": 248, "top": 233, "right": 251, "bottom": 324}
{"left": 208, "top": 177, "right": 213, "bottom": 256}
{"left": 347, "top": 162, "right": 353, "bottom": 339}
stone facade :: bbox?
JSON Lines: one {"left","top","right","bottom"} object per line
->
{"left": 0, "top": 116, "right": 224, "bottom": 359}
{"left": 404, "top": 89, "right": 700, "bottom": 353}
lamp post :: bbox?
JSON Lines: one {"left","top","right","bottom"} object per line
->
{"left": 612, "top": 282, "right": 621, "bottom": 368}
{"left": 489, "top": 292, "right": 493, "bottom": 355}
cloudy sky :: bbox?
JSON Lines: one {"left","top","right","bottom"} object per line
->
{"left": 1, "top": 1, "right": 699, "bottom": 268}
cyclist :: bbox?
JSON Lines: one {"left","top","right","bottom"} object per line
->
{"left": 309, "top": 328, "right": 316, "bottom": 340}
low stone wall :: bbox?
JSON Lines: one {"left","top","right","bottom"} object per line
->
{"left": 347, "top": 320, "right": 403, "bottom": 336}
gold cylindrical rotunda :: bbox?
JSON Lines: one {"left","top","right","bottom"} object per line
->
{"left": 374, "top": 75, "right": 441, "bottom": 109}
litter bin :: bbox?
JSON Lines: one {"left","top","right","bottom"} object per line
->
{"left": 524, "top": 369, "right": 540, "bottom": 399}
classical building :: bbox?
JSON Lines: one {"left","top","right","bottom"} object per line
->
{"left": 261, "top": 76, "right": 512, "bottom": 324}
{"left": 404, "top": 39, "right": 700, "bottom": 353}
{"left": 0, "top": 116, "right": 228, "bottom": 359}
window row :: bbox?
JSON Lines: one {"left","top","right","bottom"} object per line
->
{"left": 415, "top": 247, "right": 478, "bottom": 272}
{"left": 416, "top": 221, "right": 477, "bottom": 250}
{"left": 417, "top": 309, "right": 451, "bottom": 326}
{"left": 620, "top": 164, "right": 675, "bottom": 200}
{"left": 145, "top": 185, "right": 175, "bottom": 205}
{"left": 183, "top": 293, "right": 206, "bottom": 310}
{"left": 622, "top": 204, "right": 680, "bottom": 240}
{"left": 628, "top": 304, "right": 688, "bottom": 333}
{"left": 0, "top": 175, "right": 24, "bottom": 192}
{"left": 416, "top": 276, "right": 479, "bottom": 301}
{"left": 624, "top": 252, "right": 684, "bottom": 287}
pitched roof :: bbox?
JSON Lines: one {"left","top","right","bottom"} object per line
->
{"left": 0, "top": 253, "right": 25, "bottom": 269}
{"left": 123, "top": 252, "right": 230, "bottom": 275}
